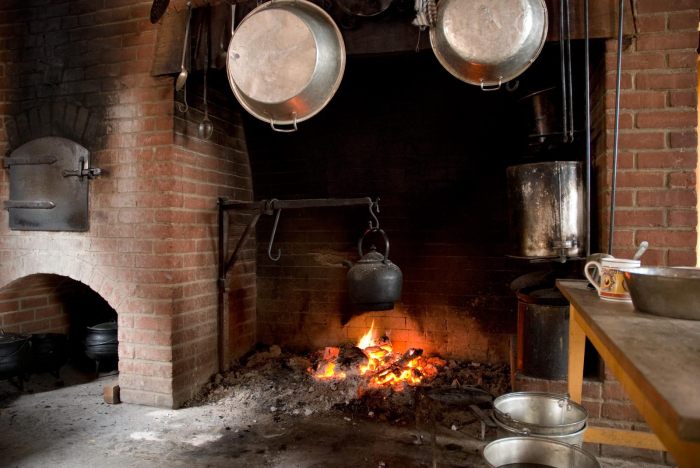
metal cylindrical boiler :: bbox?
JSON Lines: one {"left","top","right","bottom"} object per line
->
{"left": 507, "top": 161, "right": 585, "bottom": 260}
{"left": 516, "top": 287, "right": 569, "bottom": 379}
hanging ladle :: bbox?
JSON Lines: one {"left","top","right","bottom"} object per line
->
{"left": 198, "top": 6, "right": 214, "bottom": 140}
{"left": 175, "top": 2, "right": 193, "bottom": 92}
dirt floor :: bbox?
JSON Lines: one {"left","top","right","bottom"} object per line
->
{"left": 0, "top": 349, "right": 673, "bottom": 468}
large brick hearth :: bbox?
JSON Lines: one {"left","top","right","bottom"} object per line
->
{"left": 0, "top": 0, "right": 697, "bottom": 423}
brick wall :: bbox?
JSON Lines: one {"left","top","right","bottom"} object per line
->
{"left": 0, "top": 1, "right": 253, "bottom": 407}
{"left": 517, "top": 5, "right": 699, "bottom": 462}
{"left": 597, "top": 2, "right": 698, "bottom": 266}
{"left": 0, "top": 274, "right": 70, "bottom": 335}
{"left": 170, "top": 73, "right": 255, "bottom": 404}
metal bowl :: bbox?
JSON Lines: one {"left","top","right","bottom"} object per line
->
{"left": 430, "top": 0, "right": 547, "bottom": 89}
{"left": 483, "top": 436, "right": 600, "bottom": 468}
{"left": 623, "top": 267, "right": 700, "bottom": 320}
{"left": 493, "top": 392, "right": 588, "bottom": 435}
{"left": 226, "top": 0, "right": 345, "bottom": 130}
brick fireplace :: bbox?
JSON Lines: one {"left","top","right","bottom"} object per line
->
{"left": 0, "top": 0, "right": 697, "bottom": 424}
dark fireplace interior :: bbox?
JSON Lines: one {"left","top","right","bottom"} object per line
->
{"left": 237, "top": 41, "right": 603, "bottom": 367}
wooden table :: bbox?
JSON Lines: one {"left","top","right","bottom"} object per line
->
{"left": 557, "top": 280, "right": 700, "bottom": 468}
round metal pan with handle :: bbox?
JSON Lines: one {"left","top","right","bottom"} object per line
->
{"left": 430, "top": 0, "right": 547, "bottom": 90}
{"left": 226, "top": 0, "right": 345, "bottom": 132}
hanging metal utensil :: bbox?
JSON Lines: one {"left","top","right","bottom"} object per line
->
{"left": 198, "top": 6, "right": 214, "bottom": 140}
{"left": 559, "top": 0, "right": 574, "bottom": 143}
{"left": 175, "top": 2, "right": 193, "bottom": 92}
{"left": 150, "top": 0, "right": 170, "bottom": 24}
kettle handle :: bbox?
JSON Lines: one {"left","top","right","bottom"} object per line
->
{"left": 358, "top": 228, "right": 390, "bottom": 261}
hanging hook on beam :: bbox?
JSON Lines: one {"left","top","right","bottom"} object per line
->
{"left": 267, "top": 207, "right": 282, "bottom": 261}
{"left": 369, "top": 198, "right": 380, "bottom": 230}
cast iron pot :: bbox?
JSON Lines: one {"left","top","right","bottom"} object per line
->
{"left": 345, "top": 228, "right": 402, "bottom": 311}
{"left": 0, "top": 332, "right": 32, "bottom": 379}
{"left": 84, "top": 322, "right": 118, "bottom": 362}
{"left": 31, "top": 333, "right": 68, "bottom": 375}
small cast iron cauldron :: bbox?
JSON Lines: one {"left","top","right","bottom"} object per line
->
{"left": 0, "top": 332, "right": 32, "bottom": 382}
{"left": 345, "top": 228, "right": 402, "bottom": 311}
{"left": 84, "top": 322, "right": 118, "bottom": 364}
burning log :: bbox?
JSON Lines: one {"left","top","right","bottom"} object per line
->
{"left": 308, "top": 321, "right": 445, "bottom": 389}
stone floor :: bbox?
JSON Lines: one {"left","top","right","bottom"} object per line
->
{"left": 0, "top": 367, "right": 673, "bottom": 468}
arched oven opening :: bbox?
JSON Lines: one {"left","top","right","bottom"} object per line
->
{"left": 0, "top": 274, "right": 117, "bottom": 399}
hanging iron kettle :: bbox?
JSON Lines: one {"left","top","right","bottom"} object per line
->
{"left": 345, "top": 228, "right": 403, "bottom": 311}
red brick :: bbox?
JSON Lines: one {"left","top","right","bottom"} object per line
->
{"left": 668, "top": 249, "right": 697, "bottom": 266}
{"left": 636, "top": 110, "right": 696, "bottom": 129}
{"left": 635, "top": 14, "right": 665, "bottom": 33}
{"left": 669, "top": 209, "right": 698, "bottom": 227}
{"left": 606, "top": 112, "right": 634, "bottom": 129}
{"left": 614, "top": 171, "right": 665, "bottom": 188}
{"left": 602, "top": 401, "right": 645, "bottom": 422}
{"left": 636, "top": 71, "right": 696, "bottom": 90}
{"left": 635, "top": 31, "right": 698, "bottom": 51}
{"left": 606, "top": 91, "right": 666, "bottom": 109}
{"left": 605, "top": 72, "right": 633, "bottom": 89}
{"left": 636, "top": 0, "right": 699, "bottom": 13}
{"left": 0, "top": 300, "right": 19, "bottom": 313}
{"left": 667, "top": 50, "right": 698, "bottom": 68}
{"left": 671, "top": 11, "right": 700, "bottom": 29}
{"left": 614, "top": 209, "right": 665, "bottom": 227}
{"left": 669, "top": 131, "right": 697, "bottom": 149}
{"left": 668, "top": 171, "right": 696, "bottom": 188}
{"left": 20, "top": 296, "right": 48, "bottom": 309}
{"left": 613, "top": 132, "right": 666, "bottom": 150}
{"left": 637, "top": 189, "right": 696, "bottom": 207}
{"left": 636, "top": 229, "right": 696, "bottom": 248}
{"left": 606, "top": 52, "right": 665, "bottom": 70}
{"left": 637, "top": 151, "right": 697, "bottom": 169}
{"left": 669, "top": 90, "right": 697, "bottom": 107}
{"left": 2, "top": 310, "right": 34, "bottom": 325}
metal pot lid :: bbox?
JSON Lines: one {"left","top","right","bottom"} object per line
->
{"left": 357, "top": 248, "right": 388, "bottom": 264}
{"left": 493, "top": 392, "right": 587, "bottom": 434}
{"left": 229, "top": 8, "right": 317, "bottom": 104}
{"left": 0, "top": 333, "right": 30, "bottom": 344}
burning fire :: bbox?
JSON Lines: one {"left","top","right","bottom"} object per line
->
{"left": 310, "top": 320, "right": 445, "bottom": 390}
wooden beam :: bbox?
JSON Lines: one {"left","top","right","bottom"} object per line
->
{"left": 584, "top": 426, "right": 666, "bottom": 451}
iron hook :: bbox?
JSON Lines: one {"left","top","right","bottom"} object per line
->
{"left": 267, "top": 208, "right": 282, "bottom": 261}
{"left": 368, "top": 198, "right": 380, "bottom": 230}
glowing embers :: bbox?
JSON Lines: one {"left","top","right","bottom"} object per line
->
{"left": 309, "top": 321, "right": 445, "bottom": 391}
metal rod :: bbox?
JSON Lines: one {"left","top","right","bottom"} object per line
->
{"left": 584, "top": 0, "right": 591, "bottom": 256}
{"left": 225, "top": 212, "right": 261, "bottom": 274}
{"left": 559, "top": 0, "right": 568, "bottom": 142}
{"left": 564, "top": 0, "right": 574, "bottom": 142}
{"left": 220, "top": 196, "right": 373, "bottom": 211}
{"left": 609, "top": 0, "right": 625, "bottom": 255}
{"left": 216, "top": 198, "right": 226, "bottom": 372}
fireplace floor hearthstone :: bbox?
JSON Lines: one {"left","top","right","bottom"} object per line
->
{"left": 0, "top": 347, "right": 671, "bottom": 468}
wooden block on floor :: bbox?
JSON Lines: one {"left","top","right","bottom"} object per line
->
{"left": 103, "top": 382, "right": 120, "bottom": 404}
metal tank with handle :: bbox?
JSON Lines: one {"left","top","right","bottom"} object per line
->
{"left": 507, "top": 161, "right": 586, "bottom": 261}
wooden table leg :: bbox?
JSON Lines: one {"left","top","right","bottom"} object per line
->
{"left": 567, "top": 305, "right": 586, "bottom": 403}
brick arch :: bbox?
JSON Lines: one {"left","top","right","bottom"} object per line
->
{"left": 3, "top": 100, "right": 104, "bottom": 152}
{"left": 0, "top": 250, "right": 129, "bottom": 315}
